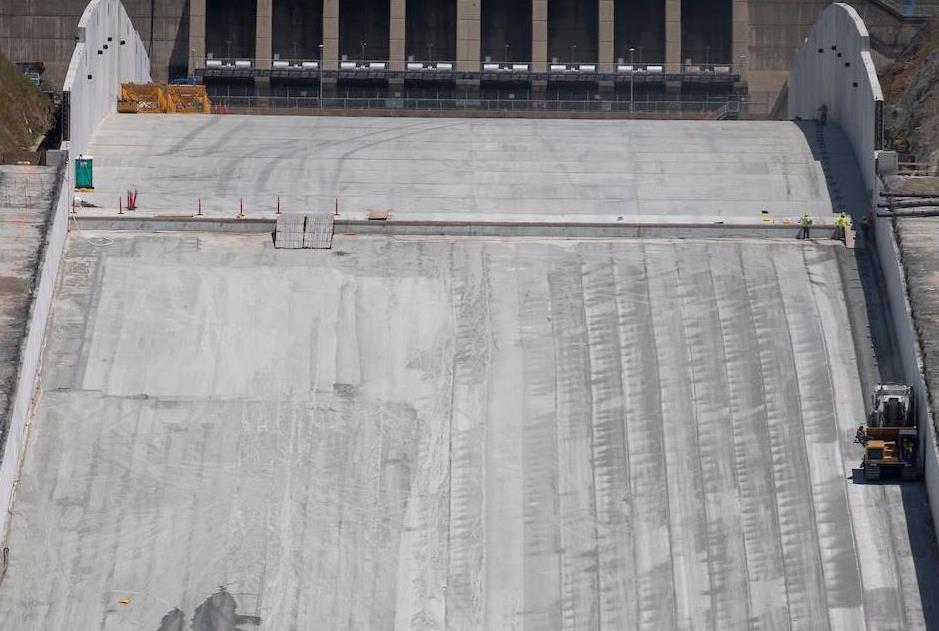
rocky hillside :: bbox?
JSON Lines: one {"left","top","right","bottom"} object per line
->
{"left": 0, "top": 52, "right": 50, "bottom": 153}
{"left": 882, "top": 18, "right": 939, "bottom": 163}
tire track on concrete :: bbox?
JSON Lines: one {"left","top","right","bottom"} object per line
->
{"left": 614, "top": 242, "right": 675, "bottom": 630}
{"left": 483, "top": 245, "right": 526, "bottom": 629}
{"left": 645, "top": 243, "right": 711, "bottom": 630}
{"left": 712, "top": 247, "right": 789, "bottom": 631}
{"left": 581, "top": 243, "right": 635, "bottom": 630}
{"left": 517, "top": 243, "right": 562, "bottom": 631}
{"left": 774, "top": 245, "right": 866, "bottom": 630}
{"left": 548, "top": 248, "right": 600, "bottom": 630}
{"left": 743, "top": 246, "right": 829, "bottom": 630}
{"left": 678, "top": 243, "right": 750, "bottom": 630}
{"left": 445, "top": 241, "right": 491, "bottom": 630}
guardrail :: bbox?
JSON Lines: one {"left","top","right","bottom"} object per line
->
{"left": 206, "top": 95, "right": 758, "bottom": 115}
{"left": 200, "top": 57, "right": 744, "bottom": 77}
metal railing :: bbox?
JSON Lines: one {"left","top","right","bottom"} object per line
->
{"left": 207, "top": 95, "right": 758, "bottom": 115}
{"left": 199, "top": 57, "right": 743, "bottom": 77}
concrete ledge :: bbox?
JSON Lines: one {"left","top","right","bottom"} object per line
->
{"left": 70, "top": 215, "right": 841, "bottom": 240}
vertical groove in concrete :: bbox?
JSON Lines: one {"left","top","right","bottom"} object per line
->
{"left": 323, "top": 0, "right": 339, "bottom": 70}
{"left": 532, "top": 0, "right": 547, "bottom": 72}
{"left": 189, "top": 0, "right": 206, "bottom": 71}
{"left": 665, "top": 0, "right": 681, "bottom": 73}
{"left": 599, "top": 0, "right": 614, "bottom": 72}
{"left": 256, "top": 0, "right": 273, "bottom": 68}
{"left": 457, "top": 0, "right": 480, "bottom": 71}
{"left": 390, "top": 0, "right": 406, "bottom": 70}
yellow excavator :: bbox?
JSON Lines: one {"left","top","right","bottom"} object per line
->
{"left": 854, "top": 384, "right": 919, "bottom": 482}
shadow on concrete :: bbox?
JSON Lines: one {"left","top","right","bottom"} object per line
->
{"left": 798, "top": 120, "right": 939, "bottom": 629}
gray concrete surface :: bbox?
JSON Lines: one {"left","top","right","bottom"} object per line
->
{"left": 0, "top": 231, "right": 927, "bottom": 630}
{"left": 0, "top": 165, "right": 59, "bottom": 457}
{"left": 79, "top": 114, "right": 837, "bottom": 222}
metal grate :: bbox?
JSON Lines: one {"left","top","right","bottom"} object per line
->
{"left": 303, "top": 213, "right": 335, "bottom": 249}
{"left": 274, "top": 213, "right": 305, "bottom": 249}
{"left": 275, "top": 213, "right": 334, "bottom": 249}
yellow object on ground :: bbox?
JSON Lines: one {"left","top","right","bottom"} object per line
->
{"left": 118, "top": 84, "right": 166, "bottom": 113}
{"left": 118, "top": 84, "right": 211, "bottom": 114}
{"left": 165, "top": 85, "right": 211, "bottom": 114}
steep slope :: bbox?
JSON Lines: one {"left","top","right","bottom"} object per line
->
{"left": 0, "top": 52, "right": 50, "bottom": 154}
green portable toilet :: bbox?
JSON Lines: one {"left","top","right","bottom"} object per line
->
{"left": 75, "top": 154, "right": 94, "bottom": 190}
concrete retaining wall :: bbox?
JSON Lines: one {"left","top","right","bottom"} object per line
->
{"left": 0, "top": 171, "right": 70, "bottom": 542}
{"left": 71, "top": 215, "right": 841, "bottom": 240}
{"left": 790, "top": 3, "right": 883, "bottom": 193}
{"left": 873, "top": 173, "right": 939, "bottom": 541}
{"left": 792, "top": 4, "right": 939, "bottom": 535}
{"left": 64, "top": 0, "right": 151, "bottom": 158}
{"left": 0, "top": 0, "right": 150, "bottom": 544}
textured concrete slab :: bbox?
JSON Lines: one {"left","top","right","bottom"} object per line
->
{"left": 79, "top": 115, "right": 837, "bottom": 221}
{"left": 0, "top": 232, "right": 925, "bottom": 630}
{"left": 0, "top": 165, "right": 59, "bottom": 444}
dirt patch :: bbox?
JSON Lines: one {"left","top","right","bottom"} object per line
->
{"left": 0, "top": 276, "right": 27, "bottom": 297}
{"left": 0, "top": 52, "right": 50, "bottom": 154}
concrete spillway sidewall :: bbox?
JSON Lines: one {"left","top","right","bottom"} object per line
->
{"left": 873, "top": 183, "right": 939, "bottom": 528}
{"left": 0, "top": 0, "right": 151, "bottom": 546}
{"left": 63, "top": 0, "right": 151, "bottom": 157}
{"left": 789, "top": 3, "right": 882, "bottom": 193}
{"left": 0, "top": 167, "right": 70, "bottom": 543}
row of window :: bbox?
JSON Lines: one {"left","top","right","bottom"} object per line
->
{"left": 206, "top": 0, "right": 732, "bottom": 65}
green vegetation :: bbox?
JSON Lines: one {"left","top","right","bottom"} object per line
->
{"left": 0, "top": 51, "right": 50, "bottom": 153}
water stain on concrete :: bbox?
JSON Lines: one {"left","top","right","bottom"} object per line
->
{"left": 156, "top": 588, "right": 261, "bottom": 631}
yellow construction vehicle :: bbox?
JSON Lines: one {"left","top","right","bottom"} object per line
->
{"left": 855, "top": 384, "right": 919, "bottom": 482}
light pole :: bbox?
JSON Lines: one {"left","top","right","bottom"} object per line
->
{"left": 427, "top": 41, "right": 434, "bottom": 61}
{"left": 705, "top": 45, "right": 711, "bottom": 68}
{"left": 361, "top": 40, "right": 367, "bottom": 62}
{"left": 629, "top": 47, "right": 635, "bottom": 113}
{"left": 570, "top": 44, "right": 577, "bottom": 65}
{"left": 318, "top": 43, "right": 324, "bottom": 107}
{"left": 225, "top": 39, "right": 232, "bottom": 60}
{"left": 504, "top": 43, "right": 510, "bottom": 63}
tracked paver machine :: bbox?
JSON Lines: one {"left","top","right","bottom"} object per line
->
{"left": 855, "top": 384, "right": 919, "bottom": 482}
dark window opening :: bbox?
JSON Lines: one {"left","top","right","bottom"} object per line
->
{"left": 273, "top": 0, "right": 323, "bottom": 60}
{"left": 614, "top": 0, "right": 664, "bottom": 64}
{"left": 548, "top": 0, "right": 598, "bottom": 63}
{"left": 481, "top": 0, "right": 531, "bottom": 62}
{"left": 340, "top": 0, "right": 389, "bottom": 61}
{"left": 681, "top": 0, "right": 731, "bottom": 65}
{"left": 206, "top": 0, "right": 257, "bottom": 60}
{"left": 406, "top": 0, "right": 456, "bottom": 61}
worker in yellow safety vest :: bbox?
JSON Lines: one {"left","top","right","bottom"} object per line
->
{"left": 799, "top": 212, "right": 812, "bottom": 240}
{"left": 835, "top": 211, "right": 852, "bottom": 242}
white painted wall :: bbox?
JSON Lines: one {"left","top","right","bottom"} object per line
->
{"left": 64, "top": 0, "right": 151, "bottom": 157}
{"left": 0, "top": 0, "right": 150, "bottom": 544}
{"left": 789, "top": 3, "right": 883, "bottom": 193}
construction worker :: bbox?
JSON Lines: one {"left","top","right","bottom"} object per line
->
{"left": 855, "top": 425, "right": 867, "bottom": 446}
{"left": 835, "top": 211, "right": 852, "bottom": 242}
{"left": 799, "top": 212, "right": 812, "bottom": 239}
{"left": 817, "top": 103, "right": 828, "bottom": 126}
